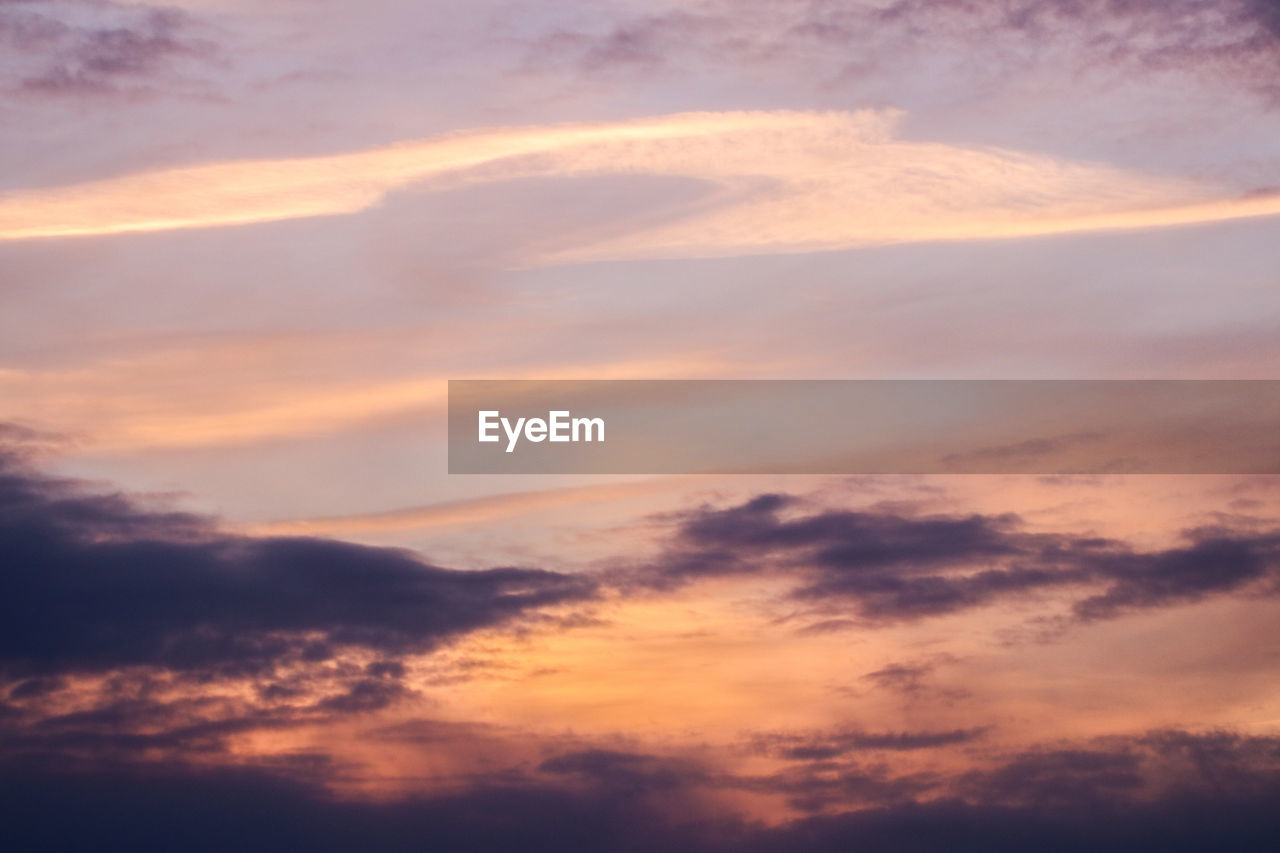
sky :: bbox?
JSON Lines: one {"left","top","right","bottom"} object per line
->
{"left": 2, "top": 1, "right": 1280, "bottom": 849}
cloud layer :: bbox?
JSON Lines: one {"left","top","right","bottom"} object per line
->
{"left": 3, "top": 442, "right": 1280, "bottom": 849}
{"left": 3, "top": 109, "right": 1277, "bottom": 261}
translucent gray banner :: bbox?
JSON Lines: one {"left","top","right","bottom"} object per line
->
{"left": 448, "top": 380, "right": 1280, "bottom": 474}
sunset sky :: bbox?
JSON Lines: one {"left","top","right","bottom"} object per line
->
{"left": 3, "top": 1, "right": 1280, "bottom": 849}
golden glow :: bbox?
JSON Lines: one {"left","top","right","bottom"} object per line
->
{"left": 0, "top": 112, "right": 815, "bottom": 240}
{"left": 0, "top": 342, "right": 732, "bottom": 451}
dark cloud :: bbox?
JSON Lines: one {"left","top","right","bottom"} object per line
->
{"left": 0, "top": 440, "right": 598, "bottom": 777}
{"left": 1249, "top": 0, "right": 1280, "bottom": 36}
{"left": 4, "top": 444, "right": 1279, "bottom": 848}
{"left": 539, "top": 749, "right": 706, "bottom": 795}
{"left": 314, "top": 678, "right": 411, "bottom": 714}
{"left": 0, "top": 447, "right": 595, "bottom": 682}
{"left": 752, "top": 762, "right": 941, "bottom": 814}
{"left": 520, "top": 0, "right": 1280, "bottom": 105}
{"left": 755, "top": 727, "right": 986, "bottom": 760}
{"left": 2, "top": 714, "right": 1279, "bottom": 850}
{"left": 0, "top": 0, "right": 215, "bottom": 96}
{"left": 644, "top": 493, "right": 1280, "bottom": 624}
{"left": 861, "top": 661, "right": 928, "bottom": 690}
{"left": 678, "top": 493, "right": 1026, "bottom": 571}
{"left": 747, "top": 729, "right": 1280, "bottom": 850}
{"left": 814, "top": 0, "right": 1280, "bottom": 67}
{"left": 645, "top": 493, "right": 1041, "bottom": 594}
{"left": 6, "top": 674, "right": 65, "bottom": 699}
{"left": 1140, "top": 728, "right": 1280, "bottom": 788}
{"left": 0, "top": 663, "right": 425, "bottom": 767}
{"left": 366, "top": 659, "right": 407, "bottom": 679}
{"left": 0, "top": 763, "right": 738, "bottom": 853}
{"left": 860, "top": 657, "right": 949, "bottom": 694}
{"left": 14, "top": 708, "right": 275, "bottom": 760}
{"left": 1074, "top": 535, "right": 1278, "bottom": 619}
{"left": 962, "top": 747, "right": 1146, "bottom": 807}
{"left": 744, "top": 792, "right": 1280, "bottom": 853}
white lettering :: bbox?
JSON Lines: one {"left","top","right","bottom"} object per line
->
{"left": 478, "top": 411, "right": 500, "bottom": 442}
{"left": 572, "top": 416, "right": 604, "bottom": 442}
{"left": 501, "top": 416, "right": 526, "bottom": 453}
{"left": 479, "top": 411, "right": 605, "bottom": 453}
{"left": 549, "top": 410, "right": 570, "bottom": 442}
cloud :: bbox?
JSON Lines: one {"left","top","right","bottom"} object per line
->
{"left": 4, "top": 447, "right": 1279, "bottom": 849}
{"left": 744, "top": 729, "right": 1280, "bottom": 849}
{"left": 961, "top": 747, "right": 1146, "bottom": 807}
{"left": 672, "top": 493, "right": 1026, "bottom": 574}
{"left": 1, "top": 108, "right": 1276, "bottom": 260}
{"left": 753, "top": 727, "right": 987, "bottom": 760}
{"left": 1249, "top": 0, "right": 1280, "bottom": 38}
{"left": 0, "top": 441, "right": 594, "bottom": 681}
{"left": 253, "top": 479, "right": 685, "bottom": 537}
{"left": 523, "top": 0, "right": 1280, "bottom": 98}
{"left": 539, "top": 749, "right": 706, "bottom": 795}
{"left": 4, "top": 695, "right": 293, "bottom": 762}
{"left": 1073, "top": 535, "right": 1279, "bottom": 620}
{"left": 523, "top": 9, "right": 726, "bottom": 75}
{"left": 747, "top": 793, "right": 1280, "bottom": 852}
{"left": 0, "top": 0, "right": 214, "bottom": 96}
{"left": 0, "top": 422, "right": 70, "bottom": 462}
{"left": 0, "top": 442, "right": 605, "bottom": 775}
{"left": 0, "top": 334, "right": 727, "bottom": 451}
{"left": 5, "top": 728, "right": 1273, "bottom": 851}
{"left": 859, "top": 655, "right": 956, "bottom": 694}
{"left": 642, "top": 492, "right": 1280, "bottom": 623}
{"left": 311, "top": 678, "right": 411, "bottom": 714}
{"left": 0, "top": 761, "right": 741, "bottom": 853}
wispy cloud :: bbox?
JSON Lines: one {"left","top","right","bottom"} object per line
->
{"left": 523, "top": 0, "right": 1280, "bottom": 100}
{"left": 0, "top": 0, "right": 216, "bottom": 97}
{"left": 0, "top": 337, "right": 726, "bottom": 451}
{"left": 3, "top": 109, "right": 1277, "bottom": 260}
{"left": 252, "top": 479, "right": 686, "bottom": 537}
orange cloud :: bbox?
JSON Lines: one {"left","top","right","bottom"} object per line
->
{"left": 0, "top": 334, "right": 729, "bottom": 451}
{"left": 4, "top": 110, "right": 1277, "bottom": 261}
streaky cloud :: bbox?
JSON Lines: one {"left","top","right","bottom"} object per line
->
{"left": 2, "top": 109, "right": 1278, "bottom": 261}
